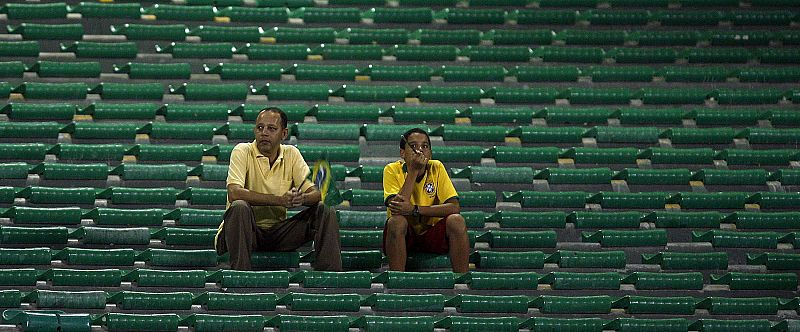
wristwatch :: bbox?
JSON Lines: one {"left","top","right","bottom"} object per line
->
{"left": 411, "top": 205, "right": 420, "bottom": 217}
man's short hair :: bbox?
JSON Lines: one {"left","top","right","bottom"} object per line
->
{"left": 400, "top": 127, "right": 431, "bottom": 149}
{"left": 257, "top": 107, "right": 288, "bottom": 130}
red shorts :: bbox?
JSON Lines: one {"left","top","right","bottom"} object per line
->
{"left": 382, "top": 215, "right": 452, "bottom": 254}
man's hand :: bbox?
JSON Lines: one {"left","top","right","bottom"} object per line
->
{"left": 283, "top": 188, "right": 304, "bottom": 208}
{"left": 388, "top": 195, "right": 414, "bottom": 216}
{"left": 407, "top": 148, "right": 428, "bottom": 173}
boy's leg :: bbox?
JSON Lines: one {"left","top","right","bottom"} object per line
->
{"left": 217, "top": 200, "right": 264, "bottom": 271}
{"left": 384, "top": 215, "right": 410, "bottom": 271}
{"left": 445, "top": 214, "right": 470, "bottom": 273}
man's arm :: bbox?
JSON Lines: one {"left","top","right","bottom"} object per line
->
{"left": 227, "top": 184, "right": 294, "bottom": 207}
{"left": 301, "top": 185, "right": 321, "bottom": 206}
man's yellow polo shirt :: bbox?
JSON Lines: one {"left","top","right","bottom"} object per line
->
{"left": 216, "top": 141, "right": 313, "bottom": 238}
{"left": 383, "top": 159, "right": 459, "bottom": 235}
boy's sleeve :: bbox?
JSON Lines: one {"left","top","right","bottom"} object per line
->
{"left": 383, "top": 164, "right": 401, "bottom": 206}
{"left": 226, "top": 144, "right": 248, "bottom": 187}
{"left": 435, "top": 161, "right": 459, "bottom": 202}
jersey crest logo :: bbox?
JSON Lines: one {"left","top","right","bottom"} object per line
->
{"left": 424, "top": 182, "right": 435, "bottom": 195}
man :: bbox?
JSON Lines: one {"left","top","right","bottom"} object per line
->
{"left": 215, "top": 107, "right": 342, "bottom": 271}
{"left": 382, "top": 128, "right": 470, "bottom": 273}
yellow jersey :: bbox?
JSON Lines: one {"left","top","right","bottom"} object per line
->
{"left": 383, "top": 159, "right": 459, "bottom": 235}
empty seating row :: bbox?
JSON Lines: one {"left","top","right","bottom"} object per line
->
{"left": 5, "top": 103, "right": 800, "bottom": 129}
{"left": 5, "top": 206, "right": 800, "bottom": 232}
{"left": 1, "top": 82, "right": 798, "bottom": 104}
{"left": 4, "top": 161, "right": 800, "bottom": 189}
{"left": 2, "top": 3, "right": 797, "bottom": 26}
{"left": 6, "top": 61, "right": 800, "bottom": 84}
{"left": 8, "top": 23, "right": 800, "bottom": 47}
{"left": 4, "top": 40, "right": 800, "bottom": 65}
{"left": 3, "top": 310, "right": 800, "bottom": 332}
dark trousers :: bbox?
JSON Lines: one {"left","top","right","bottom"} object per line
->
{"left": 216, "top": 200, "right": 342, "bottom": 271}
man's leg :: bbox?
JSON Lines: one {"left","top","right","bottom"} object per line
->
{"left": 217, "top": 200, "right": 262, "bottom": 270}
{"left": 261, "top": 203, "right": 342, "bottom": 271}
{"left": 445, "top": 214, "right": 470, "bottom": 273}
{"left": 384, "top": 215, "right": 409, "bottom": 271}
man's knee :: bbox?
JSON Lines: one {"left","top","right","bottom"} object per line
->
{"left": 229, "top": 199, "right": 251, "bottom": 210}
{"left": 224, "top": 200, "right": 253, "bottom": 225}
{"left": 445, "top": 214, "right": 467, "bottom": 235}
{"left": 386, "top": 215, "right": 408, "bottom": 238}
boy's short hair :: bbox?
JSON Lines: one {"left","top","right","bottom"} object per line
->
{"left": 400, "top": 128, "right": 431, "bottom": 149}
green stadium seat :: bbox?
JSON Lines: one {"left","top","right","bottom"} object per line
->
{"left": 754, "top": 192, "right": 800, "bottom": 209}
{"left": 536, "top": 46, "right": 605, "bottom": 63}
{"left": 431, "top": 125, "right": 507, "bottom": 142}
{"left": 298, "top": 145, "right": 360, "bottom": 162}
{"left": 131, "top": 144, "right": 208, "bottom": 162}
{"left": 114, "top": 62, "right": 191, "bottom": 80}
{"left": 218, "top": 270, "right": 290, "bottom": 288}
{"left": 513, "top": 66, "right": 580, "bottom": 82}
{"left": 543, "top": 107, "right": 614, "bottom": 124}
{"left": 363, "top": 65, "right": 433, "bottom": 81}
{"left": 616, "top": 168, "right": 691, "bottom": 185}
{"left": 637, "top": 87, "right": 708, "bottom": 104}
{"left": 660, "top": 66, "right": 731, "bottom": 82}
{"left": 452, "top": 166, "right": 534, "bottom": 184}
{"left": 541, "top": 271, "right": 621, "bottom": 290}
{"left": 369, "top": 293, "right": 445, "bottom": 312}
{"left": 536, "top": 167, "right": 612, "bottom": 184}
{"left": 81, "top": 225, "right": 152, "bottom": 242}
{"left": 147, "top": 248, "right": 218, "bottom": 267}
{"left": 504, "top": 191, "right": 588, "bottom": 208}
{"left": 431, "top": 146, "right": 486, "bottom": 163}
{"left": 771, "top": 169, "right": 800, "bottom": 184}
{"left": 679, "top": 191, "right": 750, "bottom": 209}
{"left": 337, "top": 211, "right": 384, "bottom": 229}
{"left": 597, "top": 192, "right": 670, "bottom": 209}
{"left": 414, "top": 29, "right": 481, "bottom": 45}
{"left": 60, "top": 41, "right": 138, "bottom": 59}
{"left": 340, "top": 28, "right": 409, "bottom": 45}
{"left": 14, "top": 82, "right": 88, "bottom": 100}
{"left": 70, "top": 2, "right": 141, "bottom": 18}
{"left": 190, "top": 164, "right": 228, "bottom": 182}
{"left": 413, "top": 86, "right": 483, "bottom": 103}
{"left": 488, "top": 29, "right": 554, "bottom": 46}
{"left": 105, "top": 313, "right": 180, "bottom": 331}
{"left": 654, "top": 10, "right": 724, "bottom": 25}
{"left": 92, "top": 82, "right": 164, "bottom": 100}
{"left": 563, "top": 147, "right": 639, "bottom": 164}
{"left": 683, "top": 47, "right": 753, "bottom": 64}
{"left": 315, "top": 104, "right": 381, "bottom": 122}
{"left": 488, "top": 146, "right": 560, "bottom": 163}
{"left": 51, "top": 143, "right": 125, "bottom": 162}
{"left": 710, "top": 272, "right": 797, "bottom": 290}
{"left": 473, "top": 250, "right": 544, "bottom": 270}
{"left": 156, "top": 42, "right": 234, "bottom": 59}
{"left": 334, "top": 85, "right": 408, "bottom": 102}
{"left": 0, "top": 41, "right": 39, "bottom": 57}
{"left": 392, "top": 45, "right": 458, "bottom": 61}
{"left": 343, "top": 189, "right": 383, "bottom": 206}
{"left": 731, "top": 10, "right": 795, "bottom": 25}
{"left": 387, "top": 105, "right": 457, "bottom": 123}
{"left": 738, "top": 67, "right": 800, "bottom": 83}
{"left": 28, "top": 61, "right": 99, "bottom": 78}
{"left": 557, "top": 29, "right": 626, "bottom": 46}
{"left": 462, "top": 46, "right": 531, "bottom": 62}
{"left": 567, "top": 211, "right": 642, "bottom": 228}
{"left": 179, "top": 187, "right": 225, "bottom": 206}
{"left": 110, "top": 23, "right": 187, "bottom": 41}
{"left": 612, "top": 318, "right": 691, "bottom": 332}
{"left": 287, "top": 292, "right": 361, "bottom": 312}
{"left": 144, "top": 123, "right": 219, "bottom": 140}
{"left": 359, "top": 316, "right": 438, "bottom": 332}
{"left": 8, "top": 23, "right": 83, "bottom": 40}
{"left": 709, "top": 30, "right": 774, "bottom": 46}
{"left": 34, "top": 162, "right": 108, "bottom": 181}
{"left": 0, "top": 226, "right": 68, "bottom": 244}
{"left": 617, "top": 107, "right": 683, "bottom": 125}
{"left": 617, "top": 295, "right": 696, "bottom": 313}
{"left": 694, "top": 169, "right": 768, "bottom": 186}
{"left": 238, "top": 104, "right": 310, "bottom": 122}
{"left": 1, "top": 2, "right": 68, "bottom": 19}
{"left": 488, "top": 87, "right": 560, "bottom": 104}
{"left": 468, "top": 271, "right": 538, "bottom": 289}
{"left": 643, "top": 211, "right": 722, "bottom": 228}
{"left": 639, "top": 147, "right": 715, "bottom": 165}
{"left": 0, "top": 163, "right": 30, "bottom": 182}
{"left": 0, "top": 61, "right": 25, "bottom": 78}
{"left": 296, "top": 7, "right": 362, "bottom": 23}
{"left": 96, "top": 187, "right": 178, "bottom": 205}
{"left": 440, "top": 65, "right": 506, "bottom": 82}
{"left": 714, "top": 88, "right": 784, "bottom": 104}
{"left": 747, "top": 252, "right": 800, "bottom": 270}
{"left": 642, "top": 251, "right": 728, "bottom": 270}
{"left": 517, "top": 126, "right": 585, "bottom": 143}
{"left": 257, "top": 83, "right": 330, "bottom": 101}
{"left": 188, "top": 26, "right": 262, "bottom": 43}
{"left": 277, "top": 315, "right": 350, "bottom": 331}
{"left": 610, "top": 48, "right": 678, "bottom": 64}
{"left": 383, "top": 271, "right": 455, "bottom": 289}
{"left": 515, "top": 9, "right": 577, "bottom": 25}
{"left": 551, "top": 250, "right": 626, "bottom": 268}
{"left": 170, "top": 83, "right": 248, "bottom": 101}
{"left": 3, "top": 103, "right": 75, "bottom": 121}
{"left": 214, "top": 7, "right": 289, "bottom": 23}
{"left": 442, "top": 8, "right": 505, "bottom": 24}
{"left": 294, "top": 123, "right": 361, "bottom": 141}
{"left": 566, "top": 87, "right": 633, "bottom": 104}
{"left": 142, "top": 4, "right": 215, "bottom": 20}
{"left": 315, "top": 45, "right": 383, "bottom": 61}
{"left": 0, "top": 248, "right": 51, "bottom": 266}
{"left": 588, "top": 126, "right": 661, "bottom": 144}
{"left": 159, "top": 104, "right": 229, "bottom": 122}
{"left": 191, "top": 314, "right": 266, "bottom": 332}
{"left": 54, "top": 247, "right": 137, "bottom": 266}
{"left": 632, "top": 30, "right": 701, "bottom": 46}
{"left": 4, "top": 206, "right": 81, "bottom": 225}
{"left": 589, "top": 66, "right": 654, "bottom": 82}
{"left": 33, "top": 290, "right": 106, "bottom": 309}
{"left": 459, "top": 191, "right": 497, "bottom": 207}
{"left": 21, "top": 186, "right": 96, "bottom": 205}
{"left": 238, "top": 43, "right": 306, "bottom": 60}
{"left": 535, "top": 295, "right": 612, "bottom": 314}
{"left": 738, "top": 128, "right": 800, "bottom": 144}
{"left": 582, "top": 229, "right": 667, "bottom": 247}
{"left": 369, "top": 7, "right": 434, "bottom": 24}
{"left": 488, "top": 230, "right": 557, "bottom": 248}
{"left": 111, "top": 163, "right": 188, "bottom": 182}
{"left": 693, "top": 230, "right": 781, "bottom": 248}
{"left": 692, "top": 108, "right": 763, "bottom": 126}
{"left": 466, "top": 106, "right": 536, "bottom": 124}
{"left": 732, "top": 210, "right": 800, "bottom": 230}
{"left": 204, "top": 292, "right": 278, "bottom": 311}
{"left": 458, "top": 294, "right": 529, "bottom": 314}
{"left": 0, "top": 122, "right": 63, "bottom": 141}
{"left": 583, "top": 9, "right": 651, "bottom": 25}
{"left": 759, "top": 48, "right": 800, "bottom": 64}
{"left": 263, "top": 27, "right": 335, "bottom": 43}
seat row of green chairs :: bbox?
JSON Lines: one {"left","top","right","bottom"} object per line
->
{"left": 3, "top": 205, "right": 799, "bottom": 230}
{"left": 5, "top": 40, "right": 800, "bottom": 64}
{"left": 7, "top": 61, "right": 800, "bottom": 84}
{"left": 2, "top": 289, "right": 800, "bottom": 315}
{"left": 11, "top": 22, "right": 800, "bottom": 47}
{"left": 2, "top": 185, "right": 799, "bottom": 209}
{"left": 4, "top": 3, "right": 797, "bottom": 25}
{"left": 3, "top": 81, "right": 798, "bottom": 104}
{"left": 2, "top": 309, "right": 799, "bottom": 332}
